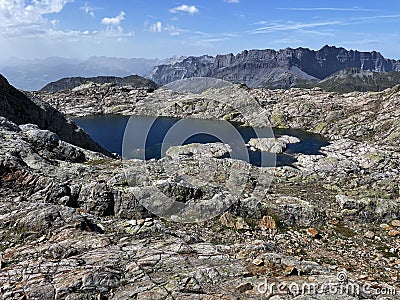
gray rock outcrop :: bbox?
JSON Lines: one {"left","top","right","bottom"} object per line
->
{"left": 248, "top": 135, "right": 300, "bottom": 153}
{"left": 166, "top": 142, "right": 231, "bottom": 158}
{"left": 0, "top": 74, "right": 111, "bottom": 156}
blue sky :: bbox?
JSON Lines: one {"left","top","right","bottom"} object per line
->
{"left": 1, "top": 0, "right": 400, "bottom": 60}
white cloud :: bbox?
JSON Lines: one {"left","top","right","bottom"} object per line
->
{"left": 101, "top": 11, "right": 125, "bottom": 26}
{"left": 150, "top": 21, "right": 162, "bottom": 32}
{"left": 50, "top": 19, "right": 58, "bottom": 28}
{"left": 170, "top": 4, "right": 199, "bottom": 15}
{"left": 0, "top": 3, "right": 137, "bottom": 60}
{"left": 0, "top": 1, "right": 132, "bottom": 44}
{"left": 100, "top": 11, "right": 127, "bottom": 36}
{"left": 225, "top": 0, "right": 239, "bottom": 3}
{"left": 80, "top": 2, "right": 96, "bottom": 17}
{"left": 0, "top": 0, "right": 71, "bottom": 26}
{"left": 81, "top": 2, "right": 90, "bottom": 14}
{"left": 146, "top": 20, "right": 181, "bottom": 36}
{"left": 0, "top": 0, "right": 73, "bottom": 37}
{"left": 23, "top": 0, "right": 71, "bottom": 15}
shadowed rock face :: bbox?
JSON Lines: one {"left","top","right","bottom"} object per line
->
{"left": 149, "top": 45, "right": 400, "bottom": 88}
{"left": 0, "top": 74, "right": 112, "bottom": 156}
{"left": 40, "top": 75, "right": 159, "bottom": 93}
{"left": 296, "top": 68, "right": 400, "bottom": 93}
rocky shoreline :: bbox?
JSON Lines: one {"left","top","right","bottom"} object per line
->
{"left": 35, "top": 81, "right": 400, "bottom": 148}
{"left": 1, "top": 76, "right": 400, "bottom": 299}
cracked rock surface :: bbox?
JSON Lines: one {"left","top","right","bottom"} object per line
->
{"left": 1, "top": 78, "right": 400, "bottom": 299}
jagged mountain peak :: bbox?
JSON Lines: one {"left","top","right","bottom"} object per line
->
{"left": 149, "top": 46, "right": 400, "bottom": 89}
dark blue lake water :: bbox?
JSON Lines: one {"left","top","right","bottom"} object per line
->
{"left": 73, "top": 115, "right": 329, "bottom": 167}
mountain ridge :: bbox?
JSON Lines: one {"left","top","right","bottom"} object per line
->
{"left": 4, "top": 45, "right": 400, "bottom": 92}
{"left": 294, "top": 68, "right": 400, "bottom": 93}
{"left": 0, "top": 56, "right": 186, "bottom": 91}
{"left": 149, "top": 45, "right": 400, "bottom": 88}
{"left": 40, "top": 75, "right": 158, "bottom": 93}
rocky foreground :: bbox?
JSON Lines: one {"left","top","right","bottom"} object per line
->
{"left": 1, "top": 76, "right": 400, "bottom": 299}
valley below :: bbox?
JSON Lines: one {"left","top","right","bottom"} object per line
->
{"left": 1, "top": 74, "right": 400, "bottom": 299}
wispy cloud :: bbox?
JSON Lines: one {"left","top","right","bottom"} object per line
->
{"left": 296, "top": 29, "right": 336, "bottom": 37}
{"left": 251, "top": 21, "right": 342, "bottom": 34}
{"left": 202, "top": 37, "right": 232, "bottom": 42}
{"left": 225, "top": 0, "right": 240, "bottom": 3}
{"left": 80, "top": 2, "right": 102, "bottom": 18}
{"left": 337, "top": 39, "right": 381, "bottom": 47}
{"left": 278, "top": 7, "right": 382, "bottom": 12}
{"left": 190, "top": 37, "right": 232, "bottom": 48}
{"left": 170, "top": 4, "right": 199, "bottom": 15}
{"left": 145, "top": 20, "right": 181, "bottom": 36}
{"left": 269, "top": 37, "right": 305, "bottom": 45}
{"left": 45, "top": 29, "right": 134, "bottom": 42}
{"left": 185, "top": 30, "right": 239, "bottom": 48}
{"left": 352, "top": 14, "right": 400, "bottom": 21}
{"left": 252, "top": 21, "right": 267, "bottom": 25}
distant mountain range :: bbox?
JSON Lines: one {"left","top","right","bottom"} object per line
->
{"left": 149, "top": 45, "right": 400, "bottom": 90}
{"left": 295, "top": 68, "right": 400, "bottom": 93}
{"left": 4, "top": 46, "right": 400, "bottom": 93}
{"left": 0, "top": 56, "right": 185, "bottom": 91}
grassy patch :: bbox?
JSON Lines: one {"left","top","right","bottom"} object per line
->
{"left": 333, "top": 223, "right": 356, "bottom": 238}
{"left": 270, "top": 111, "right": 288, "bottom": 128}
{"left": 84, "top": 158, "right": 121, "bottom": 168}
{"left": 376, "top": 245, "right": 398, "bottom": 259}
